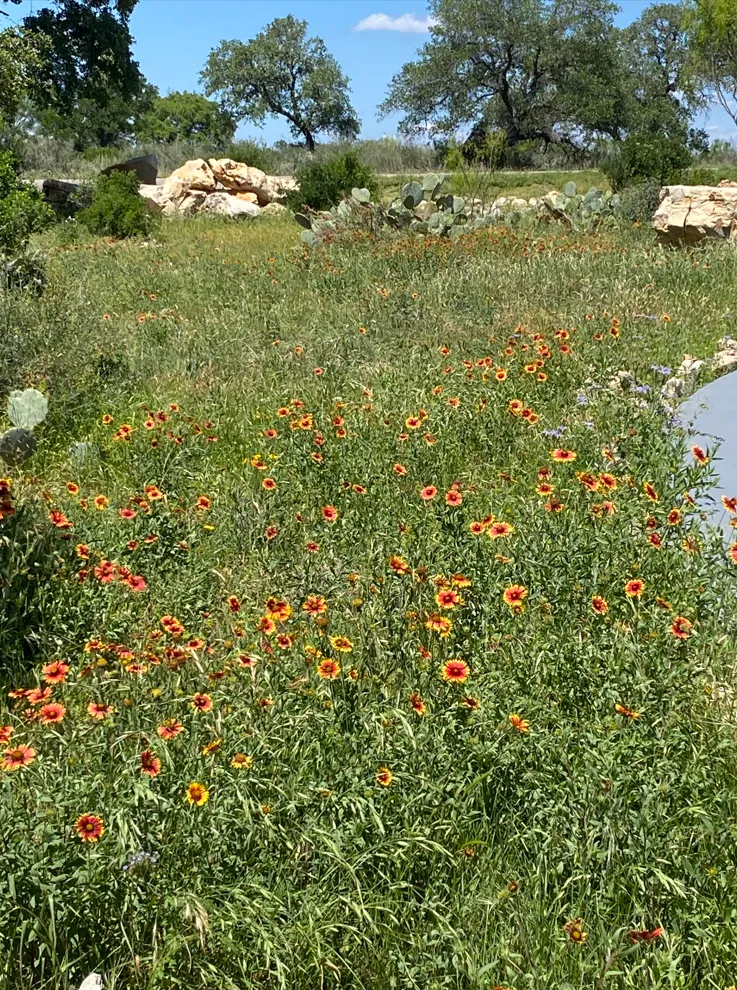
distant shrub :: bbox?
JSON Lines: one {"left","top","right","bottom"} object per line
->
{"left": 79, "top": 170, "right": 154, "bottom": 239}
{"left": 222, "top": 140, "right": 277, "bottom": 175}
{"left": 603, "top": 134, "right": 692, "bottom": 191}
{"left": 685, "top": 166, "right": 737, "bottom": 186}
{"left": 613, "top": 181, "right": 662, "bottom": 224}
{"left": 286, "top": 151, "right": 379, "bottom": 212}
{"left": 0, "top": 150, "right": 53, "bottom": 259}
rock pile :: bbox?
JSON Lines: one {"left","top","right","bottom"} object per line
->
{"left": 140, "top": 158, "right": 296, "bottom": 219}
{"left": 652, "top": 180, "right": 737, "bottom": 245}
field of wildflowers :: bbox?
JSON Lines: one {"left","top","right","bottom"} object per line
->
{"left": 1, "top": 216, "right": 737, "bottom": 989}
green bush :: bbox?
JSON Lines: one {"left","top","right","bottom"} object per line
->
{"left": 223, "top": 139, "right": 278, "bottom": 175}
{"left": 0, "top": 151, "right": 53, "bottom": 258}
{"left": 603, "top": 134, "right": 692, "bottom": 191}
{"left": 685, "top": 165, "right": 737, "bottom": 186}
{"left": 613, "top": 181, "right": 662, "bottom": 224}
{"left": 79, "top": 170, "right": 155, "bottom": 239}
{"left": 285, "top": 150, "right": 379, "bottom": 212}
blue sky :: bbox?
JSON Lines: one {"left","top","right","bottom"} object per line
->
{"left": 8, "top": 0, "right": 737, "bottom": 143}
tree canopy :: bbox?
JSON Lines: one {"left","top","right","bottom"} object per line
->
{"left": 621, "top": 2, "right": 701, "bottom": 132}
{"left": 688, "top": 0, "right": 737, "bottom": 124}
{"left": 22, "top": 0, "right": 147, "bottom": 148}
{"left": 0, "top": 29, "right": 48, "bottom": 127}
{"left": 380, "top": 0, "right": 707, "bottom": 155}
{"left": 136, "top": 91, "right": 236, "bottom": 146}
{"left": 380, "top": 0, "right": 629, "bottom": 151}
{"left": 201, "top": 15, "right": 360, "bottom": 151}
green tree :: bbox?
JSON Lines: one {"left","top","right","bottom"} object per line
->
{"left": 0, "top": 29, "right": 49, "bottom": 128}
{"left": 379, "top": 0, "right": 628, "bottom": 153}
{"left": 137, "top": 90, "right": 236, "bottom": 146}
{"left": 23, "top": 0, "right": 148, "bottom": 148}
{"left": 201, "top": 15, "right": 360, "bottom": 152}
{"left": 688, "top": 0, "right": 737, "bottom": 125}
{"left": 621, "top": 3, "right": 700, "bottom": 133}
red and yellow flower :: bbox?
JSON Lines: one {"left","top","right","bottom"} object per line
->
{"left": 75, "top": 814, "right": 105, "bottom": 842}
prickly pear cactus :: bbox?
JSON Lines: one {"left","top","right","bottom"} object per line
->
{"left": 0, "top": 427, "right": 37, "bottom": 465}
{"left": 401, "top": 181, "right": 423, "bottom": 209}
{"left": 7, "top": 388, "right": 48, "bottom": 430}
{"left": 422, "top": 173, "right": 443, "bottom": 200}
{"left": 351, "top": 187, "right": 371, "bottom": 204}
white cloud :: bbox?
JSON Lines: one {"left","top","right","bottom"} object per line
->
{"left": 354, "top": 12, "right": 437, "bottom": 33}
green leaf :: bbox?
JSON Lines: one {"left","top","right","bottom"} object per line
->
{"left": 7, "top": 388, "right": 48, "bottom": 429}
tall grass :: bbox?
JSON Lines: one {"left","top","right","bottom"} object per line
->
{"left": 0, "top": 215, "right": 736, "bottom": 988}
{"left": 17, "top": 136, "right": 441, "bottom": 180}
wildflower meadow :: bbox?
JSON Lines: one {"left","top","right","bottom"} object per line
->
{"left": 1, "top": 216, "right": 737, "bottom": 989}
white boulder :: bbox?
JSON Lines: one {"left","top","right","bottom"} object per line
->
{"left": 201, "top": 192, "right": 261, "bottom": 218}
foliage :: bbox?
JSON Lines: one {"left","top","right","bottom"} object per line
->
{"left": 622, "top": 2, "right": 702, "bottom": 135}
{"left": 136, "top": 90, "right": 236, "bottom": 146}
{"left": 688, "top": 0, "right": 737, "bottom": 125}
{"left": 78, "top": 169, "right": 154, "bottom": 239}
{"left": 444, "top": 131, "right": 506, "bottom": 209}
{"left": 380, "top": 0, "right": 629, "bottom": 151}
{"left": 1, "top": 214, "right": 737, "bottom": 986}
{"left": 222, "top": 139, "right": 277, "bottom": 175}
{"left": 294, "top": 172, "right": 477, "bottom": 245}
{"left": 22, "top": 0, "right": 148, "bottom": 149}
{"left": 286, "top": 150, "right": 379, "bottom": 212}
{"left": 0, "top": 29, "right": 49, "bottom": 127}
{"left": 603, "top": 132, "right": 693, "bottom": 190}
{"left": 613, "top": 180, "right": 663, "bottom": 223}
{"left": 201, "top": 15, "right": 360, "bottom": 151}
{"left": 0, "top": 150, "right": 53, "bottom": 259}
{"left": 686, "top": 164, "right": 737, "bottom": 184}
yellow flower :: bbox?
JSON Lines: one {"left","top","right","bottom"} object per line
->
{"left": 186, "top": 782, "right": 209, "bottom": 806}
{"left": 231, "top": 753, "right": 253, "bottom": 770}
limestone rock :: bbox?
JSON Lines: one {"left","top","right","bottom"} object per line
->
{"left": 208, "top": 159, "right": 294, "bottom": 205}
{"left": 510, "top": 197, "right": 529, "bottom": 211}
{"left": 139, "top": 184, "right": 167, "bottom": 213}
{"left": 414, "top": 200, "right": 438, "bottom": 221}
{"left": 261, "top": 202, "right": 287, "bottom": 216}
{"left": 161, "top": 175, "right": 189, "bottom": 206}
{"left": 201, "top": 192, "right": 261, "bottom": 218}
{"left": 234, "top": 191, "right": 259, "bottom": 204}
{"left": 608, "top": 369, "right": 636, "bottom": 392}
{"left": 209, "top": 159, "right": 265, "bottom": 192}
{"left": 713, "top": 336, "right": 737, "bottom": 373}
{"left": 78, "top": 975, "right": 103, "bottom": 990}
{"left": 652, "top": 185, "right": 737, "bottom": 245}
{"left": 178, "top": 190, "right": 208, "bottom": 215}
{"left": 661, "top": 377, "right": 685, "bottom": 401}
{"left": 166, "top": 158, "right": 216, "bottom": 193}
{"left": 102, "top": 154, "right": 158, "bottom": 185}
{"left": 676, "top": 354, "right": 705, "bottom": 380}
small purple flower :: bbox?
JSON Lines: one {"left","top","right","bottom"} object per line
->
{"left": 650, "top": 364, "right": 672, "bottom": 376}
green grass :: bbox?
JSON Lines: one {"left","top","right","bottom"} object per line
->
{"left": 377, "top": 169, "right": 609, "bottom": 203}
{"left": 1, "top": 214, "right": 737, "bottom": 989}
